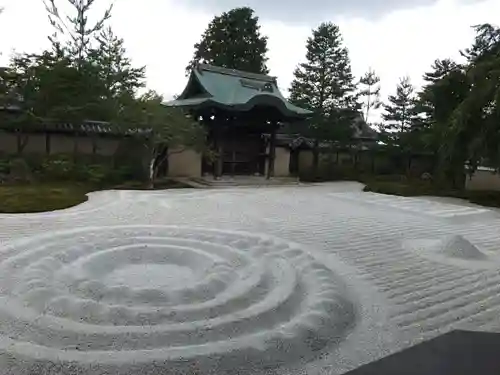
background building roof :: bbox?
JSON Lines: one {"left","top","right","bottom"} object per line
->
{"left": 164, "top": 64, "right": 313, "bottom": 119}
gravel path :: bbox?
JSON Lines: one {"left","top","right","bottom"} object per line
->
{"left": 0, "top": 181, "right": 499, "bottom": 374}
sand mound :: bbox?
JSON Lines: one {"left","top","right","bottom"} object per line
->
{"left": 431, "top": 235, "right": 486, "bottom": 260}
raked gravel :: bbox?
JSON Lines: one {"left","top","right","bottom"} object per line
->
{"left": 0, "top": 181, "right": 499, "bottom": 374}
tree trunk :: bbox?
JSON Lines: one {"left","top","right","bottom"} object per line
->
{"left": 16, "top": 132, "right": 29, "bottom": 154}
{"left": 148, "top": 156, "right": 155, "bottom": 189}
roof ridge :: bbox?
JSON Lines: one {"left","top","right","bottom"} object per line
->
{"left": 197, "top": 63, "right": 277, "bottom": 83}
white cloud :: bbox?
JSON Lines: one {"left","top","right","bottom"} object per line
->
{"left": 1, "top": 0, "right": 499, "bottom": 121}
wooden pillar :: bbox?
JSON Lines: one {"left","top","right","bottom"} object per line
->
{"left": 214, "top": 125, "right": 224, "bottom": 179}
{"left": 267, "top": 126, "right": 277, "bottom": 180}
{"left": 230, "top": 150, "right": 236, "bottom": 177}
{"left": 216, "top": 141, "right": 223, "bottom": 178}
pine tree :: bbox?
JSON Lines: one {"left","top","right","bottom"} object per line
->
{"left": 92, "top": 27, "right": 145, "bottom": 98}
{"left": 358, "top": 68, "right": 381, "bottom": 124}
{"left": 186, "top": 7, "right": 269, "bottom": 74}
{"left": 43, "top": 0, "right": 113, "bottom": 65}
{"left": 288, "top": 22, "right": 359, "bottom": 145}
{"left": 382, "top": 76, "right": 417, "bottom": 143}
{"left": 88, "top": 27, "right": 146, "bottom": 120}
{"left": 411, "top": 59, "right": 470, "bottom": 185}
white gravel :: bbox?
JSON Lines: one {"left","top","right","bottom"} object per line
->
{"left": 0, "top": 181, "right": 499, "bottom": 374}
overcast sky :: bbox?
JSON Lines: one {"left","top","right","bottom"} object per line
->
{"left": 1, "top": 0, "right": 499, "bottom": 119}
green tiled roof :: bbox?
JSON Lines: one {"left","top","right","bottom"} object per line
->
{"left": 164, "top": 64, "right": 312, "bottom": 119}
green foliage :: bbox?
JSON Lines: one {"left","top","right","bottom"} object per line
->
{"left": 186, "top": 7, "right": 269, "bottom": 74}
{"left": 4, "top": 48, "right": 110, "bottom": 125}
{"left": 453, "top": 24, "right": 500, "bottom": 172}
{"left": 406, "top": 23, "right": 500, "bottom": 188}
{"left": 8, "top": 158, "right": 32, "bottom": 183}
{"left": 116, "top": 90, "right": 206, "bottom": 183}
{"left": 118, "top": 90, "right": 206, "bottom": 151}
{"left": 0, "top": 159, "right": 9, "bottom": 174}
{"left": 299, "top": 163, "right": 360, "bottom": 183}
{"left": 413, "top": 59, "right": 470, "bottom": 184}
{"left": 41, "top": 155, "right": 74, "bottom": 180}
{"left": 289, "top": 22, "right": 359, "bottom": 144}
{"left": 363, "top": 179, "right": 436, "bottom": 197}
{"left": 0, "top": 155, "right": 132, "bottom": 185}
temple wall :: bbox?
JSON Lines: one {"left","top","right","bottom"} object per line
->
{"left": 274, "top": 146, "right": 291, "bottom": 177}
{"left": 298, "top": 150, "right": 314, "bottom": 171}
{"left": 0, "top": 132, "right": 18, "bottom": 153}
{"left": 0, "top": 132, "right": 122, "bottom": 156}
{"left": 168, "top": 147, "right": 202, "bottom": 178}
{"left": 23, "top": 134, "right": 47, "bottom": 153}
{"left": 466, "top": 168, "right": 500, "bottom": 191}
{"left": 92, "top": 138, "right": 120, "bottom": 156}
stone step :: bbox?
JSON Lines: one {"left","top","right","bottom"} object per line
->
{"left": 188, "top": 176, "right": 300, "bottom": 188}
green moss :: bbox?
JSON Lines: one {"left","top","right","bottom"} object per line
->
{"left": 0, "top": 178, "right": 191, "bottom": 214}
{"left": 0, "top": 184, "right": 91, "bottom": 213}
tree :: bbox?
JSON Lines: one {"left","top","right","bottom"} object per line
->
{"left": 453, "top": 23, "right": 500, "bottom": 173}
{"left": 39, "top": 1, "right": 146, "bottom": 123}
{"left": 117, "top": 91, "right": 206, "bottom": 187}
{"left": 6, "top": 50, "right": 108, "bottom": 125}
{"left": 89, "top": 27, "right": 146, "bottom": 121}
{"left": 415, "top": 59, "right": 469, "bottom": 148}
{"left": 411, "top": 59, "right": 470, "bottom": 186}
{"left": 288, "top": 22, "right": 359, "bottom": 168}
{"left": 382, "top": 76, "right": 417, "bottom": 146}
{"left": 358, "top": 68, "right": 381, "bottom": 124}
{"left": 186, "top": 7, "right": 269, "bottom": 74}
{"left": 42, "top": 0, "right": 113, "bottom": 65}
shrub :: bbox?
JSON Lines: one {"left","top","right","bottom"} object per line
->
{"left": 362, "top": 178, "right": 500, "bottom": 209}
{"left": 362, "top": 179, "right": 435, "bottom": 196}
{"left": 41, "top": 156, "right": 74, "bottom": 180}
{"left": 299, "top": 163, "right": 360, "bottom": 182}
{"left": 0, "top": 159, "right": 10, "bottom": 174}
{"left": 9, "top": 158, "right": 33, "bottom": 183}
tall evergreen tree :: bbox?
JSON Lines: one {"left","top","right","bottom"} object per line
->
{"left": 288, "top": 22, "right": 359, "bottom": 147}
{"left": 92, "top": 27, "right": 146, "bottom": 98}
{"left": 452, "top": 23, "right": 500, "bottom": 173}
{"left": 186, "top": 7, "right": 269, "bottom": 74}
{"left": 89, "top": 27, "right": 146, "bottom": 120}
{"left": 412, "top": 59, "right": 470, "bottom": 186}
{"left": 416, "top": 59, "right": 468, "bottom": 137}
{"left": 382, "top": 76, "right": 417, "bottom": 146}
{"left": 358, "top": 68, "right": 381, "bottom": 125}
{"left": 43, "top": 0, "right": 113, "bottom": 65}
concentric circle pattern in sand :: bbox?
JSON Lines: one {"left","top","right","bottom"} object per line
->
{"left": 0, "top": 225, "right": 356, "bottom": 374}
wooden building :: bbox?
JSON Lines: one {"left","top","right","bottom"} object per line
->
{"left": 164, "top": 64, "right": 312, "bottom": 179}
